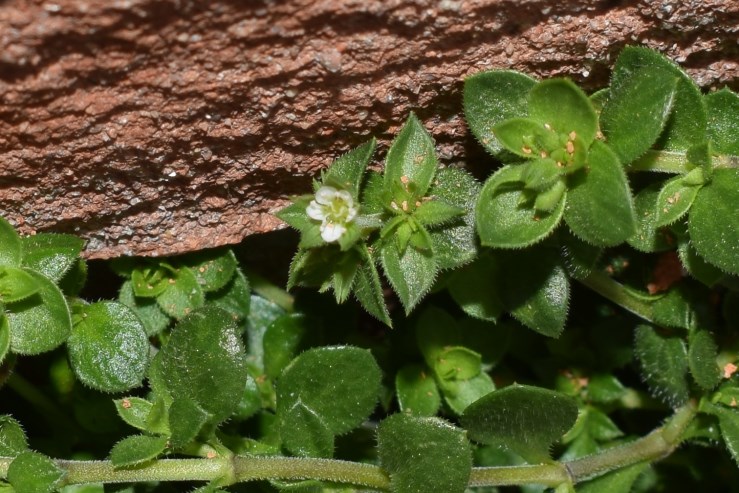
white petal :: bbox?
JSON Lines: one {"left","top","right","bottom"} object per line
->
{"left": 315, "top": 186, "right": 338, "bottom": 205}
{"left": 306, "top": 200, "right": 326, "bottom": 220}
{"left": 320, "top": 222, "right": 345, "bottom": 242}
{"left": 345, "top": 205, "right": 358, "bottom": 222}
{"left": 335, "top": 189, "right": 354, "bottom": 205}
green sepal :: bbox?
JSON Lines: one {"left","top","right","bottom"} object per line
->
{"left": 688, "top": 168, "right": 739, "bottom": 275}
{"left": 276, "top": 346, "right": 381, "bottom": 436}
{"left": 564, "top": 141, "right": 636, "bottom": 246}
{"left": 275, "top": 196, "right": 315, "bottom": 233}
{"left": 461, "top": 384, "right": 578, "bottom": 463}
{"left": 156, "top": 266, "right": 206, "bottom": 319}
{"left": 67, "top": 301, "right": 149, "bottom": 393}
{"left": 493, "top": 117, "right": 550, "bottom": 158}
{"left": 395, "top": 364, "right": 441, "bottom": 417}
{"left": 534, "top": 180, "right": 567, "bottom": 213}
{"left": 378, "top": 414, "right": 472, "bottom": 493}
{"left": 0, "top": 217, "right": 22, "bottom": 267}
{"left": 158, "top": 307, "right": 248, "bottom": 423}
{"left": 7, "top": 451, "right": 65, "bottom": 493}
{"left": 114, "top": 397, "right": 153, "bottom": 432}
{"left": 528, "top": 78, "right": 598, "bottom": 145}
{"left": 705, "top": 87, "right": 739, "bottom": 154}
{"left": 0, "top": 415, "right": 28, "bottom": 456}
{"left": 384, "top": 113, "right": 438, "bottom": 201}
{"left": 463, "top": 69, "right": 537, "bottom": 157}
{"left": 168, "top": 396, "right": 211, "bottom": 449}
{"left": 380, "top": 240, "right": 437, "bottom": 315}
{"left": 20, "top": 233, "right": 84, "bottom": 283}
{"left": 521, "top": 158, "right": 561, "bottom": 192}
{"left": 654, "top": 169, "right": 704, "bottom": 227}
{"left": 634, "top": 324, "right": 689, "bottom": 406}
{"left": 109, "top": 434, "right": 168, "bottom": 468}
{"left": 6, "top": 269, "right": 72, "bottom": 355}
{"left": 600, "top": 66, "right": 677, "bottom": 164}
{"left": 322, "top": 138, "right": 376, "bottom": 200}
{"left": 476, "top": 165, "right": 565, "bottom": 248}
{"left": 0, "top": 266, "right": 41, "bottom": 303}
{"left": 688, "top": 328, "right": 721, "bottom": 391}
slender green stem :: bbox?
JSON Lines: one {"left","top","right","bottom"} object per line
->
{"left": 0, "top": 404, "right": 697, "bottom": 490}
{"left": 628, "top": 150, "right": 738, "bottom": 174}
{"left": 244, "top": 269, "right": 295, "bottom": 312}
{"left": 578, "top": 270, "right": 656, "bottom": 324}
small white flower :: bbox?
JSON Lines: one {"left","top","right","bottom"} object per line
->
{"left": 306, "top": 186, "right": 358, "bottom": 243}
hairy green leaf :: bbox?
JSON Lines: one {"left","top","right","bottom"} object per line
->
{"left": 384, "top": 114, "right": 437, "bottom": 200}
{"left": 323, "top": 138, "right": 376, "bottom": 199}
{"left": 559, "top": 229, "right": 601, "bottom": 280}
{"left": 277, "top": 346, "right": 381, "bottom": 436}
{"left": 627, "top": 183, "right": 675, "bottom": 253}
{"left": 564, "top": 141, "right": 636, "bottom": 246}
{"left": 688, "top": 329, "right": 721, "bottom": 390}
{"left": 263, "top": 313, "right": 308, "bottom": 379}
{"left": 67, "top": 301, "right": 148, "bottom": 393}
{"left": 378, "top": 414, "right": 472, "bottom": 493}
{"left": 448, "top": 254, "right": 504, "bottom": 322}
{"left": 493, "top": 117, "right": 550, "bottom": 158}
{"left": 7, "top": 451, "right": 65, "bottom": 493}
{"left": 634, "top": 325, "right": 689, "bottom": 406}
{"left": 20, "top": 234, "right": 84, "bottom": 283}
{"left": 206, "top": 268, "right": 251, "bottom": 321}
{"left": 463, "top": 70, "right": 537, "bottom": 156}
{"left": 0, "top": 415, "right": 28, "bottom": 456}
{"left": 7, "top": 269, "right": 71, "bottom": 355}
{"left": 0, "top": 266, "right": 41, "bottom": 303}
{"left": 280, "top": 401, "right": 334, "bottom": 458}
{"left": 601, "top": 67, "right": 677, "bottom": 164}
{"left": 119, "top": 280, "right": 171, "bottom": 336}
{"left": 461, "top": 384, "right": 578, "bottom": 463}
{"left": 181, "top": 249, "right": 238, "bottom": 293}
{"left": 395, "top": 364, "right": 441, "bottom": 417}
{"left": 109, "top": 434, "right": 168, "bottom": 468}
{"left": 159, "top": 307, "right": 248, "bottom": 423}
{"left": 528, "top": 78, "right": 598, "bottom": 145}
{"left": 168, "top": 396, "right": 210, "bottom": 448}
{"left": 156, "top": 266, "right": 205, "bottom": 319}
{"left": 380, "top": 241, "right": 437, "bottom": 315}
{"left": 655, "top": 170, "right": 703, "bottom": 227}
{"left": 352, "top": 245, "right": 391, "bottom": 326}
{"left": 689, "top": 168, "right": 739, "bottom": 275}
{"left": 0, "top": 217, "right": 22, "bottom": 267}
{"left": 705, "top": 88, "right": 739, "bottom": 154}
{"left": 678, "top": 241, "right": 724, "bottom": 287}
{"left": 439, "top": 372, "right": 496, "bottom": 416}
{"left": 476, "top": 165, "right": 565, "bottom": 248}
{"left": 114, "top": 397, "right": 153, "bottom": 432}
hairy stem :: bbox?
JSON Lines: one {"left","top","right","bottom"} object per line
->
{"left": 578, "top": 270, "right": 656, "bottom": 324}
{"left": 0, "top": 404, "right": 696, "bottom": 490}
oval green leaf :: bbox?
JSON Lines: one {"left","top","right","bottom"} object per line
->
{"left": 7, "top": 269, "right": 71, "bottom": 355}
{"left": 705, "top": 88, "right": 739, "bottom": 154}
{"left": 395, "top": 364, "right": 441, "bottom": 417}
{"left": 276, "top": 346, "right": 381, "bottom": 436}
{"left": 181, "top": 248, "right": 238, "bottom": 293}
{"left": 0, "top": 415, "right": 28, "bottom": 456}
{"left": 384, "top": 113, "right": 437, "bottom": 200}
{"left": 119, "top": 280, "right": 171, "bottom": 336}
{"left": 688, "top": 329, "right": 721, "bottom": 391}
{"left": 0, "top": 217, "right": 22, "bottom": 267}
{"left": 67, "top": 301, "right": 149, "bottom": 393}
{"left": 378, "top": 414, "right": 472, "bottom": 493}
{"left": 565, "top": 141, "right": 636, "bottom": 246}
{"left": 109, "top": 434, "right": 168, "bottom": 468}
{"left": 380, "top": 241, "right": 437, "bottom": 315}
{"left": 21, "top": 233, "right": 85, "bottom": 283}
{"left": 463, "top": 70, "right": 537, "bottom": 157}
{"left": 688, "top": 168, "right": 739, "bottom": 275}
{"left": 627, "top": 183, "right": 675, "bottom": 253}
{"left": 461, "top": 384, "right": 578, "bottom": 463}
{"left": 654, "top": 169, "right": 703, "bottom": 227}
{"left": 114, "top": 397, "right": 153, "bottom": 432}
{"left": 528, "top": 78, "right": 598, "bottom": 145}
{"left": 7, "top": 451, "right": 65, "bottom": 493}
{"left": 634, "top": 324, "right": 689, "bottom": 406}
{"left": 476, "top": 165, "right": 565, "bottom": 248}
{"left": 0, "top": 266, "right": 41, "bottom": 303}
{"left": 158, "top": 306, "right": 248, "bottom": 423}
{"left": 156, "top": 266, "right": 205, "bottom": 319}
{"left": 323, "top": 138, "right": 376, "bottom": 199}
{"left": 280, "top": 401, "right": 334, "bottom": 458}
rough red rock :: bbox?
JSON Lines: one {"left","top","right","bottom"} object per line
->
{"left": 0, "top": 0, "right": 736, "bottom": 258}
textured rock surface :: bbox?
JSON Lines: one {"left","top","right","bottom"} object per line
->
{"left": 1, "top": 0, "right": 736, "bottom": 258}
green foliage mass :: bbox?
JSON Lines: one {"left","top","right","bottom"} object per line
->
{"left": 0, "top": 46, "right": 738, "bottom": 493}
